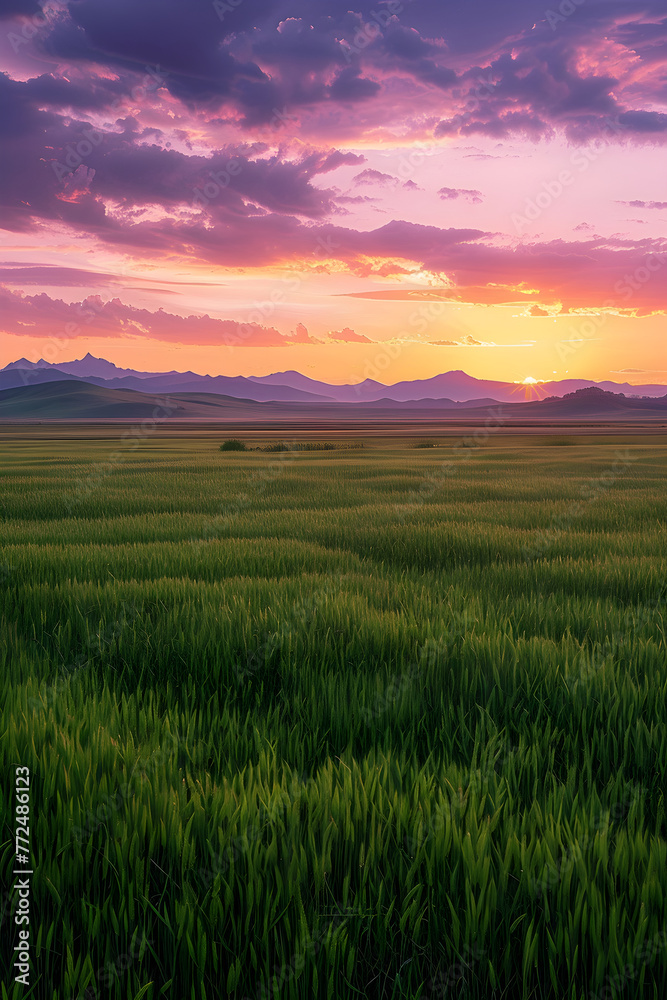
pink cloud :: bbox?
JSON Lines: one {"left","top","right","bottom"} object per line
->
{"left": 0, "top": 286, "right": 289, "bottom": 347}
{"left": 286, "top": 322, "right": 323, "bottom": 345}
{"left": 328, "top": 326, "right": 373, "bottom": 343}
{"left": 353, "top": 168, "right": 397, "bottom": 186}
{"left": 438, "top": 186, "right": 483, "bottom": 204}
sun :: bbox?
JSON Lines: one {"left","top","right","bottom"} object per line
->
{"left": 510, "top": 375, "right": 551, "bottom": 400}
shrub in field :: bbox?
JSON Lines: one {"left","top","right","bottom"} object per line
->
{"left": 262, "top": 441, "right": 337, "bottom": 452}
{"left": 220, "top": 439, "right": 247, "bottom": 451}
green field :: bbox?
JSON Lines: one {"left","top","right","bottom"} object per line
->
{"left": 2, "top": 431, "right": 666, "bottom": 999}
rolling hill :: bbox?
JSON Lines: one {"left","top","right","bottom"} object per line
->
{"left": 0, "top": 380, "right": 666, "bottom": 422}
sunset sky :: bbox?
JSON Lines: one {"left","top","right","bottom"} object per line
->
{"left": 1, "top": 0, "right": 666, "bottom": 385}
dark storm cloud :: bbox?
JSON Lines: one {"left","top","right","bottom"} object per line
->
{"left": 37, "top": 0, "right": 273, "bottom": 117}
{"left": 329, "top": 68, "right": 381, "bottom": 102}
{"left": 11, "top": 71, "right": 131, "bottom": 114}
{"left": 252, "top": 17, "right": 347, "bottom": 71}
{"left": 0, "top": 0, "right": 44, "bottom": 16}
{"left": 2, "top": 0, "right": 667, "bottom": 254}
{"left": 78, "top": 141, "right": 354, "bottom": 216}
{"left": 372, "top": 22, "right": 456, "bottom": 90}
{"left": 79, "top": 213, "right": 486, "bottom": 274}
{"left": 39, "top": 1, "right": 384, "bottom": 121}
{"left": 434, "top": 41, "right": 623, "bottom": 142}
{"left": 618, "top": 111, "right": 667, "bottom": 133}
{"left": 0, "top": 72, "right": 366, "bottom": 230}
{"left": 3, "top": 0, "right": 662, "bottom": 141}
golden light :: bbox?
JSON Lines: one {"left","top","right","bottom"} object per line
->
{"left": 510, "top": 375, "right": 551, "bottom": 400}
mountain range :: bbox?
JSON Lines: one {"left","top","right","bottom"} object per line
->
{"left": 0, "top": 377, "right": 666, "bottom": 423}
{"left": 2, "top": 354, "right": 666, "bottom": 406}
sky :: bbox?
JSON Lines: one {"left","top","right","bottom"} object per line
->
{"left": 0, "top": 0, "right": 666, "bottom": 386}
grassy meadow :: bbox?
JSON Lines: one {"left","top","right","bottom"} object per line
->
{"left": 1, "top": 430, "right": 666, "bottom": 999}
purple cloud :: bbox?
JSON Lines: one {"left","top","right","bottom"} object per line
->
{"left": 438, "top": 187, "right": 483, "bottom": 204}
{"left": 353, "top": 168, "right": 397, "bottom": 186}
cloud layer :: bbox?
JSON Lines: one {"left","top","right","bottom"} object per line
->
{"left": 1, "top": 0, "right": 666, "bottom": 369}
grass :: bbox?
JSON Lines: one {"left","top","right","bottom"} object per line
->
{"left": 1, "top": 432, "right": 666, "bottom": 999}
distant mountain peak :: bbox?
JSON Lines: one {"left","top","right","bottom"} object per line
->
{"left": 3, "top": 357, "right": 54, "bottom": 370}
{"left": 0, "top": 356, "right": 665, "bottom": 404}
